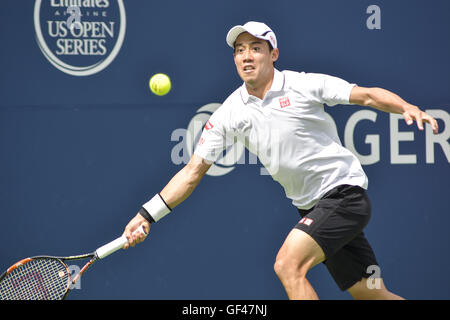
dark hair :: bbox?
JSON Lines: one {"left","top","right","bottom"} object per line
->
{"left": 233, "top": 40, "right": 273, "bottom": 52}
{"left": 267, "top": 41, "right": 275, "bottom": 66}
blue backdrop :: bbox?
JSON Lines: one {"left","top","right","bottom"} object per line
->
{"left": 0, "top": 0, "right": 449, "bottom": 299}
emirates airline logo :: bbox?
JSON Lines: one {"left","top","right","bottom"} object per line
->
{"left": 34, "top": 0, "right": 126, "bottom": 76}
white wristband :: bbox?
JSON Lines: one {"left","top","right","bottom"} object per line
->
{"left": 142, "top": 194, "right": 171, "bottom": 222}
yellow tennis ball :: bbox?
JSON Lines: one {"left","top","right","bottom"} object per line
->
{"left": 149, "top": 73, "right": 171, "bottom": 96}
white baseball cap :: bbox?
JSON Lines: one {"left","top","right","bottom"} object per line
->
{"left": 226, "top": 21, "right": 277, "bottom": 49}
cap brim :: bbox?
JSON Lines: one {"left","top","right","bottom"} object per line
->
{"left": 226, "top": 25, "right": 247, "bottom": 48}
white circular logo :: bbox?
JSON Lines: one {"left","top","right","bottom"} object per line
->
{"left": 34, "top": 0, "right": 126, "bottom": 76}
{"left": 186, "top": 103, "right": 245, "bottom": 177}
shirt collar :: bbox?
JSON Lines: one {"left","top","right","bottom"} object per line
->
{"left": 240, "top": 69, "right": 285, "bottom": 104}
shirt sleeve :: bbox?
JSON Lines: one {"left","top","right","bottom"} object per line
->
{"left": 320, "top": 74, "right": 357, "bottom": 106}
{"left": 296, "top": 72, "right": 356, "bottom": 107}
{"left": 194, "top": 110, "right": 233, "bottom": 163}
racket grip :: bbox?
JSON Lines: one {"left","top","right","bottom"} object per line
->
{"left": 95, "top": 225, "right": 147, "bottom": 259}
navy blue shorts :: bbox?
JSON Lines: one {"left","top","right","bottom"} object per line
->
{"left": 295, "top": 185, "right": 379, "bottom": 291}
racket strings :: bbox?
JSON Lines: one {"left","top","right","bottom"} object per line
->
{"left": 0, "top": 258, "right": 69, "bottom": 300}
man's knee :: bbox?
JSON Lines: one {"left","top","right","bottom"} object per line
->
{"left": 274, "top": 229, "right": 325, "bottom": 281}
{"left": 273, "top": 256, "right": 307, "bottom": 280}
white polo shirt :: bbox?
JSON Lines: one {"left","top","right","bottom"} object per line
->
{"left": 194, "top": 69, "right": 368, "bottom": 210}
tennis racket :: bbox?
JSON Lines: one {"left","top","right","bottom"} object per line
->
{"left": 0, "top": 225, "right": 146, "bottom": 300}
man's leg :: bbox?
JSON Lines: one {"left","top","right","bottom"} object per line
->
{"left": 274, "top": 228, "right": 325, "bottom": 300}
{"left": 347, "top": 278, "right": 404, "bottom": 300}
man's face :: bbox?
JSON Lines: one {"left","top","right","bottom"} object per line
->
{"left": 233, "top": 32, "right": 279, "bottom": 88}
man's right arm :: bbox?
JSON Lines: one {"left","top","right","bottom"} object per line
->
{"left": 123, "top": 154, "right": 212, "bottom": 247}
{"left": 160, "top": 154, "right": 212, "bottom": 209}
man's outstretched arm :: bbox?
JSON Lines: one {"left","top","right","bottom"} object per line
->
{"left": 349, "top": 86, "right": 439, "bottom": 134}
{"left": 123, "top": 154, "right": 212, "bottom": 248}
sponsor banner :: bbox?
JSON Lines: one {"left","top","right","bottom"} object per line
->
{"left": 34, "top": 0, "right": 126, "bottom": 76}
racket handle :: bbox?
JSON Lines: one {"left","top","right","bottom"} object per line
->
{"left": 95, "top": 225, "right": 147, "bottom": 259}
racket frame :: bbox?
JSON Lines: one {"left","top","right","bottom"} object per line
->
{"left": 0, "top": 225, "right": 146, "bottom": 300}
{"left": 0, "top": 253, "right": 97, "bottom": 300}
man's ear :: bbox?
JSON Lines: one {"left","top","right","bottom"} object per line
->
{"left": 272, "top": 48, "right": 279, "bottom": 62}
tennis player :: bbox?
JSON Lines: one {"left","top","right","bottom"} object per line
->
{"left": 124, "top": 21, "right": 439, "bottom": 299}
